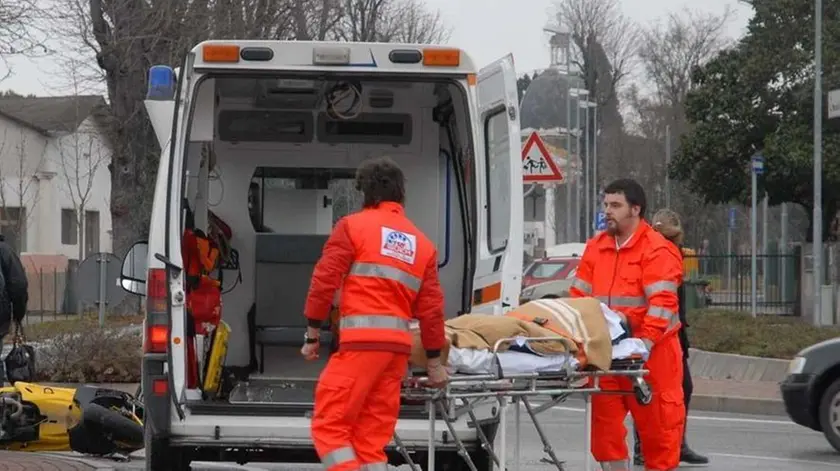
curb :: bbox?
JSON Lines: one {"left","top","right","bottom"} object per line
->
{"left": 689, "top": 393, "right": 786, "bottom": 417}
{"left": 688, "top": 349, "right": 789, "bottom": 383}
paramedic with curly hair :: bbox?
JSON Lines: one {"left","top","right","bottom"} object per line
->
{"left": 301, "top": 156, "right": 449, "bottom": 471}
{"left": 570, "top": 179, "right": 685, "bottom": 471}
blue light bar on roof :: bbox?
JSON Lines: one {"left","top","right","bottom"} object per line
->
{"left": 146, "top": 65, "right": 176, "bottom": 100}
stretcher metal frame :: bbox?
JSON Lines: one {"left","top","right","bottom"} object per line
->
{"left": 395, "top": 336, "right": 652, "bottom": 471}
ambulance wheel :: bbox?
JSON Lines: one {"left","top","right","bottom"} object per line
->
{"left": 634, "top": 381, "right": 652, "bottom": 406}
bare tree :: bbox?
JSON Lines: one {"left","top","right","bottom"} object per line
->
{"left": 51, "top": 59, "right": 109, "bottom": 261}
{"left": 627, "top": 7, "right": 735, "bottom": 244}
{"left": 0, "top": 127, "right": 45, "bottom": 252}
{"left": 552, "top": 0, "right": 639, "bottom": 108}
{"left": 337, "top": 0, "right": 451, "bottom": 43}
{"left": 0, "top": 0, "right": 51, "bottom": 82}
{"left": 637, "top": 6, "right": 734, "bottom": 117}
{"left": 44, "top": 0, "right": 449, "bottom": 253}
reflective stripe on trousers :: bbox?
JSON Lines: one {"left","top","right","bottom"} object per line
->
{"left": 599, "top": 459, "right": 631, "bottom": 470}
{"left": 350, "top": 262, "right": 421, "bottom": 291}
{"left": 322, "top": 446, "right": 357, "bottom": 469}
{"left": 360, "top": 463, "right": 388, "bottom": 471}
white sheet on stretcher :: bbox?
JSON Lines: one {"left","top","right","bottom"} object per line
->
{"left": 446, "top": 304, "right": 649, "bottom": 376}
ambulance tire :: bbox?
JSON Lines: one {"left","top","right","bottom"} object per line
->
{"left": 145, "top": 421, "right": 191, "bottom": 471}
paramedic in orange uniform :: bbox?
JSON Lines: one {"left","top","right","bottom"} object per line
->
{"left": 570, "top": 179, "right": 685, "bottom": 471}
{"left": 301, "top": 156, "right": 449, "bottom": 471}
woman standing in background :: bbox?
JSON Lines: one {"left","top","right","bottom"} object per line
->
{"left": 634, "top": 209, "right": 709, "bottom": 466}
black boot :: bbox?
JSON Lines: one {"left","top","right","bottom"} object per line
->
{"left": 633, "top": 427, "right": 644, "bottom": 466}
{"left": 680, "top": 419, "right": 709, "bottom": 465}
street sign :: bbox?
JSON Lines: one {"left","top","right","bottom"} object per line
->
{"left": 829, "top": 89, "right": 840, "bottom": 119}
{"left": 595, "top": 211, "right": 606, "bottom": 231}
{"left": 751, "top": 154, "right": 765, "bottom": 175}
{"left": 521, "top": 131, "right": 564, "bottom": 182}
{"left": 728, "top": 207, "right": 737, "bottom": 230}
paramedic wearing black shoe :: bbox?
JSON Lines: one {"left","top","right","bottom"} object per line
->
{"left": 634, "top": 210, "right": 709, "bottom": 467}
{"left": 0, "top": 234, "right": 28, "bottom": 383}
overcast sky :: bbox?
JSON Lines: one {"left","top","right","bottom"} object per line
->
{"left": 0, "top": 0, "right": 752, "bottom": 97}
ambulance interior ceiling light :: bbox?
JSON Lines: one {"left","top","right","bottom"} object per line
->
{"left": 146, "top": 65, "right": 177, "bottom": 101}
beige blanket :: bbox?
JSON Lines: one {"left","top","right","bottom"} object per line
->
{"left": 409, "top": 297, "right": 613, "bottom": 371}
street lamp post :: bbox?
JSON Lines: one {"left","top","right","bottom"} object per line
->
{"left": 592, "top": 103, "right": 599, "bottom": 231}
{"left": 569, "top": 88, "right": 588, "bottom": 242}
{"left": 581, "top": 99, "right": 590, "bottom": 239}
{"left": 813, "top": 0, "right": 824, "bottom": 322}
{"left": 544, "top": 22, "right": 572, "bottom": 243}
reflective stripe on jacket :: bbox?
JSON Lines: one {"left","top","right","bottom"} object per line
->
{"left": 304, "top": 202, "right": 446, "bottom": 354}
{"left": 569, "top": 220, "right": 683, "bottom": 349}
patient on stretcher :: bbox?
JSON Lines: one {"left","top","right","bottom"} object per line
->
{"left": 408, "top": 297, "right": 649, "bottom": 377}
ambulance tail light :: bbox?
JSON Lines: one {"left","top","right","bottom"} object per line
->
{"left": 422, "top": 48, "right": 461, "bottom": 67}
{"left": 144, "top": 268, "right": 169, "bottom": 354}
{"left": 203, "top": 44, "right": 240, "bottom": 63}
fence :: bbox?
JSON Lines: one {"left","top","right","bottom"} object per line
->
{"left": 20, "top": 252, "right": 138, "bottom": 323}
{"left": 684, "top": 253, "right": 800, "bottom": 316}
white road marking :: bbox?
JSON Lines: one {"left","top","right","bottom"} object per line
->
{"left": 537, "top": 404, "right": 798, "bottom": 425}
{"left": 709, "top": 452, "right": 840, "bottom": 467}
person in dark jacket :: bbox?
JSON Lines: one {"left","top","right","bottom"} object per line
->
{"left": 633, "top": 209, "right": 709, "bottom": 466}
{"left": 0, "top": 234, "right": 29, "bottom": 382}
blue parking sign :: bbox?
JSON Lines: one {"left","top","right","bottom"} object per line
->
{"left": 596, "top": 211, "right": 607, "bottom": 231}
{"left": 728, "top": 207, "right": 736, "bottom": 230}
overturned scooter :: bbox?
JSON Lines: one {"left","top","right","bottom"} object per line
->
{"left": 0, "top": 382, "right": 144, "bottom": 458}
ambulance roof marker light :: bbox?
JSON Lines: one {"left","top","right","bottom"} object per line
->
{"left": 146, "top": 65, "right": 176, "bottom": 101}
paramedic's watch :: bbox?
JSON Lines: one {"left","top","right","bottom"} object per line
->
{"left": 304, "top": 332, "right": 320, "bottom": 344}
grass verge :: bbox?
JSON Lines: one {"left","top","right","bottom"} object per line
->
{"left": 687, "top": 309, "right": 840, "bottom": 359}
{"left": 12, "top": 314, "right": 144, "bottom": 383}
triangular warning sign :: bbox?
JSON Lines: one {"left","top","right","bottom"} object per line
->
{"left": 521, "top": 132, "right": 564, "bottom": 182}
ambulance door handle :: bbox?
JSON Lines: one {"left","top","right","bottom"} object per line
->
{"left": 154, "top": 252, "right": 183, "bottom": 277}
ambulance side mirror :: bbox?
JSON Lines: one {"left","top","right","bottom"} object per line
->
{"left": 120, "top": 240, "right": 149, "bottom": 295}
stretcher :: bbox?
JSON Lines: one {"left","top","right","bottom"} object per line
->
{"left": 395, "top": 335, "right": 652, "bottom": 471}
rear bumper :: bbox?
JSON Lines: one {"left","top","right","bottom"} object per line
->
{"left": 169, "top": 411, "right": 491, "bottom": 449}
{"left": 780, "top": 374, "right": 818, "bottom": 430}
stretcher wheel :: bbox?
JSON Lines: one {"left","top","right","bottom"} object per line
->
{"left": 633, "top": 379, "right": 652, "bottom": 406}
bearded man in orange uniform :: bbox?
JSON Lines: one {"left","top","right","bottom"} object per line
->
{"left": 570, "top": 178, "right": 685, "bottom": 471}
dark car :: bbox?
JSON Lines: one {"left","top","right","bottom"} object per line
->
{"left": 780, "top": 337, "right": 840, "bottom": 452}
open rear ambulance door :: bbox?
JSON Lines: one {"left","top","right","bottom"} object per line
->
{"left": 471, "top": 54, "right": 523, "bottom": 315}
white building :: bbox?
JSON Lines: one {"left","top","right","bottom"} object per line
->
{"left": 0, "top": 95, "right": 113, "bottom": 260}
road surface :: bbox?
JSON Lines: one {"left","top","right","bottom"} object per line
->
{"left": 45, "top": 399, "right": 840, "bottom": 470}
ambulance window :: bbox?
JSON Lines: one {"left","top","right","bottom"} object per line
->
{"left": 484, "top": 108, "right": 510, "bottom": 252}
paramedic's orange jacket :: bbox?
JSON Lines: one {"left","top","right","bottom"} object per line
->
{"left": 304, "top": 202, "right": 446, "bottom": 357}
{"left": 570, "top": 220, "right": 683, "bottom": 349}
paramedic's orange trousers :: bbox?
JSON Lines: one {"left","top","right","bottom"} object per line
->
{"left": 592, "top": 334, "right": 686, "bottom": 471}
{"left": 311, "top": 350, "right": 409, "bottom": 471}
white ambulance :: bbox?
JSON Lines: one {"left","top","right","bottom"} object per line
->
{"left": 118, "top": 40, "right": 523, "bottom": 470}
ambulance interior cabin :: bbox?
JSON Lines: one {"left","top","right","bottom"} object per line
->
{"left": 182, "top": 74, "right": 474, "bottom": 392}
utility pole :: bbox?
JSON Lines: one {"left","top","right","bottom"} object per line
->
{"left": 564, "top": 43, "right": 573, "bottom": 242}
{"left": 575, "top": 91, "right": 583, "bottom": 241}
{"left": 592, "top": 105, "right": 598, "bottom": 229}
{"left": 750, "top": 154, "right": 764, "bottom": 318}
{"left": 665, "top": 125, "right": 671, "bottom": 208}
{"left": 583, "top": 100, "right": 590, "bottom": 239}
{"left": 762, "top": 193, "right": 769, "bottom": 302}
{"left": 781, "top": 202, "right": 789, "bottom": 304}
{"left": 814, "top": 0, "right": 824, "bottom": 322}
